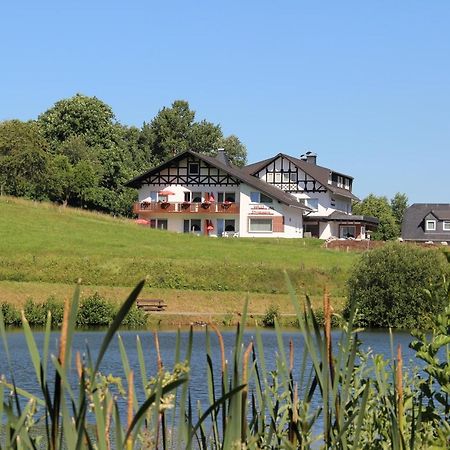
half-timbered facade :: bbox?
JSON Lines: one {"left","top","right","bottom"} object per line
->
{"left": 126, "top": 150, "right": 309, "bottom": 238}
{"left": 244, "top": 152, "right": 378, "bottom": 239}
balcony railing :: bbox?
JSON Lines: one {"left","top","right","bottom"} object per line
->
{"left": 133, "top": 201, "right": 240, "bottom": 215}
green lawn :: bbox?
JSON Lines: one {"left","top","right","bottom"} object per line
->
{"left": 0, "top": 196, "right": 358, "bottom": 315}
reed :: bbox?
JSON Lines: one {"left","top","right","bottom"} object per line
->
{"left": 0, "top": 277, "right": 449, "bottom": 448}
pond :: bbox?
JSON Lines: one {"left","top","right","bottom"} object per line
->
{"left": 0, "top": 327, "right": 417, "bottom": 408}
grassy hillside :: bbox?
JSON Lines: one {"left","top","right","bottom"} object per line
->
{"left": 0, "top": 196, "right": 358, "bottom": 321}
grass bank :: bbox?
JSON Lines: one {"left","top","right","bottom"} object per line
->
{"left": 0, "top": 196, "right": 355, "bottom": 322}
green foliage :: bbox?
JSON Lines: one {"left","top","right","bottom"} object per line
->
{"left": 76, "top": 292, "right": 115, "bottom": 327}
{"left": 42, "top": 296, "right": 64, "bottom": 327}
{"left": 0, "top": 302, "right": 21, "bottom": 326}
{"left": 24, "top": 298, "right": 47, "bottom": 326}
{"left": 390, "top": 192, "right": 408, "bottom": 227}
{"left": 353, "top": 193, "right": 400, "bottom": 240}
{"left": 261, "top": 303, "right": 280, "bottom": 327}
{"left": 37, "top": 93, "right": 117, "bottom": 149}
{"left": 0, "top": 280, "right": 450, "bottom": 448}
{"left": 121, "top": 304, "right": 148, "bottom": 328}
{"left": 346, "top": 242, "right": 450, "bottom": 328}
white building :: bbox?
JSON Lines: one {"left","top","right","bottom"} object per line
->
{"left": 126, "top": 149, "right": 377, "bottom": 239}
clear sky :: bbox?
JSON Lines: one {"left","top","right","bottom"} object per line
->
{"left": 1, "top": 1, "right": 449, "bottom": 203}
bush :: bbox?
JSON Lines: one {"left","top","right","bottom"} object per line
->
{"left": 345, "top": 243, "right": 450, "bottom": 328}
{"left": 24, "top": 298, "right": 47, "bottom": 326}
{"left": 42, "top": 296, "right": 64, "bottom": 327}
{"left": 121, "top": 305, "right": 148, "bottom": 328}
{"left": 76, "top": 292, "right": 114, "bottom": 327}
{"left": 261, "top": 304, "right": 280, "bottom": 327}
{"left": 1, "top": 302, "right": 21, "bottom": 326}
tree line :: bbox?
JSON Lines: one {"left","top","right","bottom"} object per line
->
{"left": 0, "top": 95, "right": 247, "bottom": 216}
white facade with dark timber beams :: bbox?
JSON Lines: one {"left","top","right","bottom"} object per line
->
{"left": 243, "top": 152, "right": 378, "bottom": 239}
{"left": 125, "top": 150, "right": 309, "bottom": 238}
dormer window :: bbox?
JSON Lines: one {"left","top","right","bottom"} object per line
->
{"left": 188, "top": 162, "right": 199, "bottom": 175}
{"left": 426, "top": 220, "right": 436, "bottom": 231}
{"left": 444, "top": 221, "right": 450, "bottom": 231}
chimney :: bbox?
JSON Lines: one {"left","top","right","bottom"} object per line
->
{"left": 305, "top": 151, "right": 317, "bottom": 165}
{"left": 216, "top": 148, "right": 231, "bottom": 166}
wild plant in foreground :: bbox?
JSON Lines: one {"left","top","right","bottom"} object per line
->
{"left": 0, "top": 276, "right": 449, "bottom": 448}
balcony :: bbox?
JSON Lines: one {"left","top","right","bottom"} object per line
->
{"left": 133, "top": 201, "right": 240, "bottom": 215}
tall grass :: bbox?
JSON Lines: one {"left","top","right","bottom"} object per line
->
{"left": 0, "top": 277, "right": 449, "bottom": 448}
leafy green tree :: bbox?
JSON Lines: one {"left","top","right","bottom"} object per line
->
{"left": 391, "top": 192, "right": 408, "bottom": 228}
{"left": 0, "top": 120, "right": 52, "bottom": 199}
{"left": 353, "top": 194, "right": 399, "bottom": 240}
{"left": 346, "top": 243, "right": 450, "bottom": 328}
{"left": 37, "top": 94, "right": 118, "bottom": 149}
{"left": 147, "top": 100, "right": 195, "bottom": 161}
{"left": 188, "top": 120, "right": 222, "bottom": 154}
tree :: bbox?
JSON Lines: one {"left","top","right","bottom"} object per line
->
{"left": 37, "top": 94, "right": 118, "bottom": 150}
{"left": 188, "top": 120, "right": 222, "bottom": 154}
{"left": 353, "top": 194, "right": 399, "bottom": 240}
{"left": 147, "top": 100, "right": 195, "bottom": 161}
{"left": 391, "top": 192, "right": 408, "bottom": 228}
{"left": 0, "top": 120, "right": 52, "bottom": 199}
{"left": 346, "top": 243, "right": 450, "bottom": 328}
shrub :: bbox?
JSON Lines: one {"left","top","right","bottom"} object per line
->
{"left": 24, "top": 298, "right": 47, "bottom": 326}
{"left": 121, "top": 305, "right": 148, "bottom": 328}
{"left": 345, "top": 243, "right": 449, "bottom": 328}
{"left": 76, "top": 292, "right": 114, "bottom": 327}
{"left": 1, "top": 302, "right": 21, "bottom": 326}
{"left": 42, "top": 295, "right": 64, "bottom": 327}
{"left": 261, "top": 304, "right": 280, "bottom": 327}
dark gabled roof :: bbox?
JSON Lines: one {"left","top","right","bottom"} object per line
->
{"left": 125, "top": 150, "right": 311, "bottom": 210}
{"left": 402, "top": 203, "right": 450, "bottom": 241}
{"left": 243, "top": 153, "right": 359, "bottom": 201}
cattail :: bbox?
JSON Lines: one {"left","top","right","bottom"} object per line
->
{"left": 154, "top": 331, "right": 163, "bottom": 371}
{"left": 210, "top": 323, "right": 227, "bottom": 374}
{"left": 241, "top": 342, "right": 253, "bottom": 443}
{"left": 105, "top": 397, "right": 114, "bottom": 450}
{"left": 59, "top": 296, "right": 71, "bottom": 367}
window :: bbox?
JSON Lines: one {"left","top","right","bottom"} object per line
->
{"left": 426, "top": 220, "right": 436, "bottom": 231}
{"left": 444, "top": 221, "right": 450, "bottom": 231}
{"left": 266, "top": 173, "right": 274, "bottom": 183}
{"left": 184, "top": 219, "right": 201, "bottom": 233}
{"left": 274, "top": 173, "right": 281, "bottom": 183}
{"left": 188, "top": 162, "right": 199, "bottom": 174}
{"left": 340, "top": 225, "right": 356, "bottom": 238}
{"left": 290, "top": 172, "right": 298, "bottom": 183}
{"left": 224, "top": 219, "right": 235, "bottom": 231}
{"left": 192, "top": 192, "right": 202, "bottom": 203}
{"left": 250, "top": 192, "right": 273, "bottom": 203}
{"left": 305, "top": 198, "right": 319, "bottom": 211}
{"left": 337, "top": 176, "right": 344, "bottom": 188}
{"left": 249, "top": 218, "right": 272, "bottom": 232}
{"left": 344, "top": 178, "right": 350, "bottom": 189}
{"left": 184, "top": 192, "right": 191, "bottom": 202}
{"left": 282, "top": 173, "right": 290, "bottom": 183}
{"left": 150, "top": 219, "right": 168, "bottom": 230}
{"left": 217, "top": 192, "right": 236, "bottom": 203}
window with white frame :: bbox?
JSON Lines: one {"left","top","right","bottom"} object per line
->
{"left": 274, "top": 173, "right": 281, "bottom": 183}
{"left": 250, "top": 192, "right": 273, "bottom": 203}
{"left": 249, "top": 218, "right": 272, "bottom": 232}
{"left": 443, "top": 221, "right": 450, "bottom": 231}
{"left": 266, "top": 173, "right": 274, "bottom": 183}
{"left": 337, "top": 176, "right": 344, "bottom": 188}
{"left": 426, "top": 220, "right": 436, "bottom": 231}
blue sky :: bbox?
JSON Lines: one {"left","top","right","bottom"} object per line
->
{"left": 1, "top": 1, "right": 449, "bottom": 203}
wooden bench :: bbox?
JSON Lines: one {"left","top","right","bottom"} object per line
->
{"left": 136, "top": 299, "right": 167, "bottom": 312}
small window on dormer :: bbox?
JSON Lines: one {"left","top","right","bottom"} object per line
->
{"left": 426, "top": 220, "right": 436, "bottom": 231}
{"left": 189, "top": 162, "right": 199, "bottom": 175}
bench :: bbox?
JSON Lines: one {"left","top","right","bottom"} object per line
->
{"left": 136, "top": 299, "right": 167, "bottom": 312}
